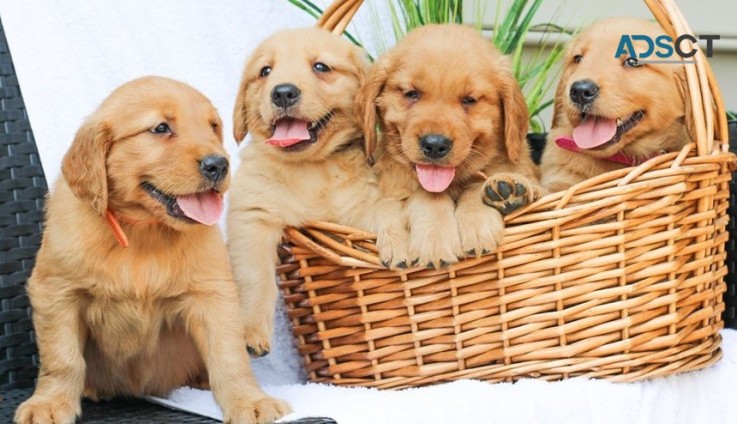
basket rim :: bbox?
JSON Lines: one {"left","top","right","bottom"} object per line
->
{"left": 283, "top": 146, "right": 735, "bottom": 269}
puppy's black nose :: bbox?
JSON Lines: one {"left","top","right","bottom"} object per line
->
{"left": 419, "top": 134, "right": 452, "bottom": 159}
{"left": 271, "top": 83, "right": 301, "bottom": 108}
{"left": 199, "top": 155, "right": 229, "bottom": 182}
{"left": 570, "top": 79, "right": 599, "bottom": 107}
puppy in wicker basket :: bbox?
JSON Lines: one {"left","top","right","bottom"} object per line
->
{"left": 15, "top": 77, "right": 289, "bottom": 424}
{"left": 541, "top": 17, "right": 693, "bottom": 191}
{"left": 357, "top": 24, "right": 542, "bottom": 268}
{"left": 228, "top": 28, "right": 408, "bottom": 356}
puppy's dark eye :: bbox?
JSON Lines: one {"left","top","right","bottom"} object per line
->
{"left": 573, "top": 54, "right": 583, "bottom": 63}
{"left": 624, "top": 57, "right": 643, "bottom": 68}
{"left": 259, "top": 66, "right": 272, "bottom": 77}
{"left": 151, "top": 123, "right": 171, "bottom": 134}
{"left": 404, "top": 90, "right": 420, "bottom": 101}
{"left": 313, "top": 62, "right": 331, "bottom": 73}
{"left": 211, "top": 122, "right": 219, "bottom": 132}
{"left": 462, "top": 96, "right": 477, "bottom": 106}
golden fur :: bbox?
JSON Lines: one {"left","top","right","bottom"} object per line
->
{"left": 541, "top": 17, "right": 692, "bottom": 191}
{"left": 15, "top": 77, "right": 288, "bottom": 424}
{"left": 228, "top": 28, "right": 407, "bottom": 355}
{"left": 357, "top": 24, "right": 542, "bottom": 268}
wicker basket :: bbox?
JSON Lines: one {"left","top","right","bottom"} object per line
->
{"left": 277, "top": 0, "right": 735, "bottom": 389}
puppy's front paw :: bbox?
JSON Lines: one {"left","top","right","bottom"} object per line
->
{"left": 377, "top": 226, "right": 410, "bottom": 270}
{"left": 243, "top": 317, "right": 273, "bottom": 357}
{"left": 15, "top": 395, "right": 80, "bottom": 424}
{"left": 223, "top": 394, "right": 291, "bottom": 424}
{"left": 408, "top": 226, "right": 463, "bottom": 270}
{"left": 483, "top": 173, "right": 539, "bottom": 216}
{"left": 457, "top": 207, "right": 504, "bottom": 257}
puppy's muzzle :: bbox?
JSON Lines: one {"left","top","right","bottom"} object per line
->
{"left": 570, "top": 79, "right": 599, "bottom": 108}
{"left": 271, "top": 83, "right": 301, "bottom": 108}
{"left": 419, "top": 134, "right": 452, "bottom": 160}
{"left": 199, "top": 155, "right": 229, "bottom": 182}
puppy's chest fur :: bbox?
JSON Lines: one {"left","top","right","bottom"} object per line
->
{"left": 238, "top": 145, "right": 379, "bottom": 227}
{"left": 43, "top": 204, "right": 225, "bottom": 361}
{"left": 77, "top": 241, "right": 200, "bottom": 359}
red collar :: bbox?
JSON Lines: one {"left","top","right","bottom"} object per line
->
{"left": 555, "top": 136, "right": 660, "bottom": 167}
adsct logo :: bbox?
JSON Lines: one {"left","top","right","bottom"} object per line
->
{"left": 615, "top": 34, "right": 720, "bottom": 64}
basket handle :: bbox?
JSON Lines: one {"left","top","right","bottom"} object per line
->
{"left": 317, "top": 0, "right": 364, "bottom": 35}
{"left": 643, "top": 0, "right": 727, "bottom": 156}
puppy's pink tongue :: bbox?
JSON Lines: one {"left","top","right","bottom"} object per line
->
{"left": 416, "top": 164, "right": 455, "bottom": 193}
{"left": 266, "top": 119, "right": 310, "bottom": 147}
{"left": 572, "top": 116, "right": 617, "bottom": 149}
{"left": 176, "top": 191, "right": 223, "bottom": 225}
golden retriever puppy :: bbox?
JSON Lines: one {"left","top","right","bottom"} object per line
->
{"left": 357, "top": 24, "right": 542, "bottom": 268}
{"left": 541, "top": 17, "right": 692, "bottom": 191}
{"left": 15, "top": 77, "right": 288, "bottom": 424}
{"left": 228, "top": 28, "right": 407, "bottom": 355}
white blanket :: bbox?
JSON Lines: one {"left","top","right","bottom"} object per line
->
{"left": 150, "top": 330, "right": 737, "bottom": 424}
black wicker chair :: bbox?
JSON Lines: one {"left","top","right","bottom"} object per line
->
{"left": 726, "top": 119, "right": 737, "bottom": 330}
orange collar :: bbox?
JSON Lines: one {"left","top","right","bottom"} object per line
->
{"left": 105, "top": 209, "right": 129, "bottom": 248}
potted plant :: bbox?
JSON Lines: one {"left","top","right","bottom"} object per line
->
{"left": 287, "top": 0, "right": 572, "bottom": 163}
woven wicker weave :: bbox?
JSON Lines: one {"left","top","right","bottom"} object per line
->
{"left": 278, "top": 0, "right": 734, "bottom": 389}
{"left": 0, "top": 16, "right": 45, "bottom": 391}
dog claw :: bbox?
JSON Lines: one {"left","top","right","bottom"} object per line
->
{"left": 411, "top": 258, "right": 420, "bottom": 266}
{"left": 439, "top": 260, "right": 449, "bottom": 268}
{"left": 381, "top": 259, "right": 390, "bottom": 268}
{"left": 482, "top": 248, "right": 490, "bottom": 254}
{"left": 247, "top": 346, "right": 269, "bottom": 357}
{"left": 426, "top": 261, "right": 435, "bottom": 269}
{"left": 396, "top": 260, "right": 408, "bottom": 269}
{"left": 466, "top": 248, "right": 476, "bottom": 256}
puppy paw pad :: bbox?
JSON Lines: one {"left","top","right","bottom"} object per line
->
{"left": 484, "top": 176, "right": 535, "bottom": 216}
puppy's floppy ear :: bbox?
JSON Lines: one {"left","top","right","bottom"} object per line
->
{"left": 674, "top": 64, "right": 696, "bottom": 141}
{"left": 232, "top": 70, "right": 250, "bottom": 144}
{"left": 550, "top": 75, "right": 568, "bottom": 130}
{"left": 61, "top": 116, "right": 112, "bottom": 215}
{"left": 349, "top": 45, "right": 371, "bottom": 90}
{"left": 355, "top": 54, "right": 390, "bottom": 161}
{"left": 499, "top": 70, "right": 529, "bottom": 164}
